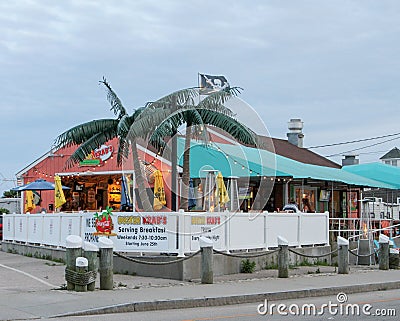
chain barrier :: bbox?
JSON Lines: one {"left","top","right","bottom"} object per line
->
{"left": 348, "top": 248, "right": 377, "bottom": 258}
{"left": 288, "top": 248, "right": 338, "bottom": 258}
{"left": 113, "top": 250, "right": 201, "bottom": 265}
{"left": 213, "top": 248, "right": 280, "bottom": 258}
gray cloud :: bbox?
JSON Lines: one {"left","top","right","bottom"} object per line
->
{"left": 0, "top": 0, "right": 399, "bottom": 193}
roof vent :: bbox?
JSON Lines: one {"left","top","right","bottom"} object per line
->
{"left": 342, "top": 155, "right": 359, "bottom": 166}
{"left": 287, "top": 118, "right": 304, "bottom": 148}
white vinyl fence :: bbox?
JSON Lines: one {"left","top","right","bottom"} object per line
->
{"left": 2, "top": 211, "right": 329, "bottom": 254}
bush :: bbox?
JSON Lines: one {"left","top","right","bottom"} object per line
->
{"left": 0, "top": 207, "right": 10, "bottom": 214}
{"left": 241, "top": 259, "right": 256, "bottom": 273}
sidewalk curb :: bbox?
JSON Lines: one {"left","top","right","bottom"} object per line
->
{"left": 51, "top": 280, "right": 400, "bottom": 317}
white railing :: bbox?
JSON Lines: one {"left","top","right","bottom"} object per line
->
{"left": 2, "top": 211, "right": 330, "bottom": 253}
{"left": 329, "top": 217, "right": 400, "bottom": 241}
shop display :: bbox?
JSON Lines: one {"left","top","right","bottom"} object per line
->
{"left": 108, "top": 183, "right": 121, "bottom": 209}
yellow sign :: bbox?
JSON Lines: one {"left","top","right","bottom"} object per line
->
{"left": 153, "top": 170, "right": 166, "bottom": 210}
{"left": 25, "top": 189, "right": 35, "bottom": 212}
{"left": 216, "top": 172, "right": 229, "bottom": 206}
{"left": 54, "top": 175, "right": 66, "bottom": 209}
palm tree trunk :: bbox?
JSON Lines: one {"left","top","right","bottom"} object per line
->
{"left": 131, "top": 139, "right": 153, "bottom": 212}
{"left": 180, "top": 123, "right": 192, "bottom": 211}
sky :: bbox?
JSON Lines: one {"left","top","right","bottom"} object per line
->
{"left": 0, "top": 0, "right": 399, "bottom": 195}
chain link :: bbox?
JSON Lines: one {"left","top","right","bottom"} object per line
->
{"left": 113, "top": 250, "right": 201, "bottom": 265}
{"left": 288, "top": 248, "right": 338, "bottom": 258}
{"left": 213, "top": 248, "right": 280, "bottom": 258}
{"left": 348, "top": 248, "right": 377, "bottom": 258}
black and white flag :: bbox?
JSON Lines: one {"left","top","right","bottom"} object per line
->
{"left": 199, "top": 73, "right": 230, "bottom": 94}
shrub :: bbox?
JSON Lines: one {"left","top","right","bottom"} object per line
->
{"left": 0, "top": 207, "right": 10, "bottom": 214}
{"left": 241, "top": 259, "right": 256, "bottom": 273}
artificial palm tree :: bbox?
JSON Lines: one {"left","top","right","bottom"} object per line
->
{"left": 53, "top": 78, "right": 155, "bottom": 211}
{"left": 143, "top": 87, "right": 257, "bottom": 211}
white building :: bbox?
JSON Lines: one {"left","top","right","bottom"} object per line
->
{"left": 380, "top": 147, "right": 400, "bottom": 167}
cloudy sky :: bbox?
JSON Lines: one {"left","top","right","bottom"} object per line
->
{"left": 1, "top": 0, "right": 399, "bottom": 194}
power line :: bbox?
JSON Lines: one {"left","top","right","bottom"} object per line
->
{"left": 356, "top": 150, "right": 388, "bottom": 156}
{"left": 308, "top": 132, "right": 400, "bottom": 149}
{"left": 325, "top": 135, "right": 400, "bottom": 157}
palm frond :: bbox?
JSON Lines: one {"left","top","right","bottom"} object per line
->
{"left": 132, "top": 106, "right": 146, "bottom": 118}
{"left": 99, "top": 77, "right": 127, "bottom": 119}
{"left": 145, "top": 87, "right": 199, "bottom": 110}
{"left": 53, "top": 119, "right": 119, "bottom": 150}
{"left": 116, "top": 138, "right": 131, "bottom": 167}
{"left": 224, "top": 86, "right": 243, "bottom": 96}
{"left": 117, "top": 114, "right": 135, "bottom": 139}
{"left": 125, "top": 108, "right": 167, "bottom": 141}
{"left": 197, "top": 89, "right": 238, "bottom": 117}
{"left": 126, "top": 105, "right": 200, "bottom": 143}
{"left": 198, "top": 110, "right": 256, "bottom": 145}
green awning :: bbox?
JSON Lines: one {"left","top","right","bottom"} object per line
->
{"left": 342, "top": 162, "right": 400, "bottom": 189}
{"left": 213, "top": 142, "right": 396, "bottom": 188}
{"left": 177, "top": 139, "right": 290, "bottom": 178}
{"left": 178, "top": 138, "right": 397, "bottom": 189}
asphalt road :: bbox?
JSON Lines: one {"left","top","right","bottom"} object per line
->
{"left": 33, "top": 289, "right": 400, "bottom": 321}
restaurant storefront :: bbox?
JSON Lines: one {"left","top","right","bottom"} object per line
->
{"left": 16, "top": 138, "right": 172, "bottom": 213}
{"left": 15, "top": 134, "right": 392, "bottom": 218}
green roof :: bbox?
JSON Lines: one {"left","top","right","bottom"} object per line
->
{"left": 178, "top": 138, "right": 397, "bottom": 189}
{"left": 343, "top": 162, "right": 400, "bottom": 189}
{"left": 177, "top": 139, "right": 289, "bottom": 178}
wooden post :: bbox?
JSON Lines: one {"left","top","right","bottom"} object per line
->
{"left": 84, "top": 241, "right": 99, "bottom": 291}
{"left": 98, "top": 237, "right": 114, "bottom": 290}
{"left": 379, "top": 234, "right": 389, "bottom": 270}
{"left": 200, "top": 236, "right": 213, "bottom": 284}
{"left": 337, "top": 236, "right": 349, "bottom": 274}
{"left": 278, "top": 236, "right": 289, "bottom": 278}
{"left": 75, "top": 257, "right": 88, "bottom": 292}
{"left": 65, "top": 235, "right": 82, "bottom": 291}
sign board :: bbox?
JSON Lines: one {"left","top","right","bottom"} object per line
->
{"left": 189, "top": 214, "right": 224, "bottom": 251}
{"left": 84, "top": 212, "right": 173, "bottom": 252}
{"left": 80, "top": 144, "right": 113, "bottom": 167}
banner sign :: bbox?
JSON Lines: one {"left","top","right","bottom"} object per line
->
{"left": 84, "top": 212, "right": 172, "bottom": 251}
{"left": 190, "top": 214, "right": 224, "bottom": 250}
{"left": 80, "top": 144, "right": 114, "bottom": 167}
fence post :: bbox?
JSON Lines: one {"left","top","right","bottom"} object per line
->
{"left": 337, "top": 236, "right": 349, "bottom": 274}
{"left": 65, "top": 235, "right": 82, "bottom": 291}
{"left": 199, "top": 236, "right": 213, "bottom": 284}
{"left": 75, "top": 257, "right": 88, "bottom": 292}
{"left": 263, "top": 212, "right": 268, "bottom": 251}
{"left": 297, "top": 213, "right": 302, "bottom": 248}
{"left": 98, "top": 237, "right": 114, "bottom": 290}
{"left": 83, "top": 241, "right": 99, "bottom": 291}
{"left": 224, "top": 210, "right": 231, "bottom": 252}
{"left": 178, "top": 209, "right": 185, "bottom": 257}
{"left": 278, "top": 236, "right": 289, "bottom": 278}
{"left": 379, "top": 234, "right": 389, "bottom": 270}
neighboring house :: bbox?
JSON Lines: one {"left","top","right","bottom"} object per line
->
{"left": 380, "top": 147, "right": 400, "bottom": 167}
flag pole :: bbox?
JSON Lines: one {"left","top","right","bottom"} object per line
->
{"left": 197, "top": 72, "right": 201, "bottom": 105}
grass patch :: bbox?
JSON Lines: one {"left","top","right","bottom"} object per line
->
{"left": 297, "top": 259, "right": 331, "bottom": 267}
{"left": 264, "top": 262, "right": 278, "bottom": 270}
